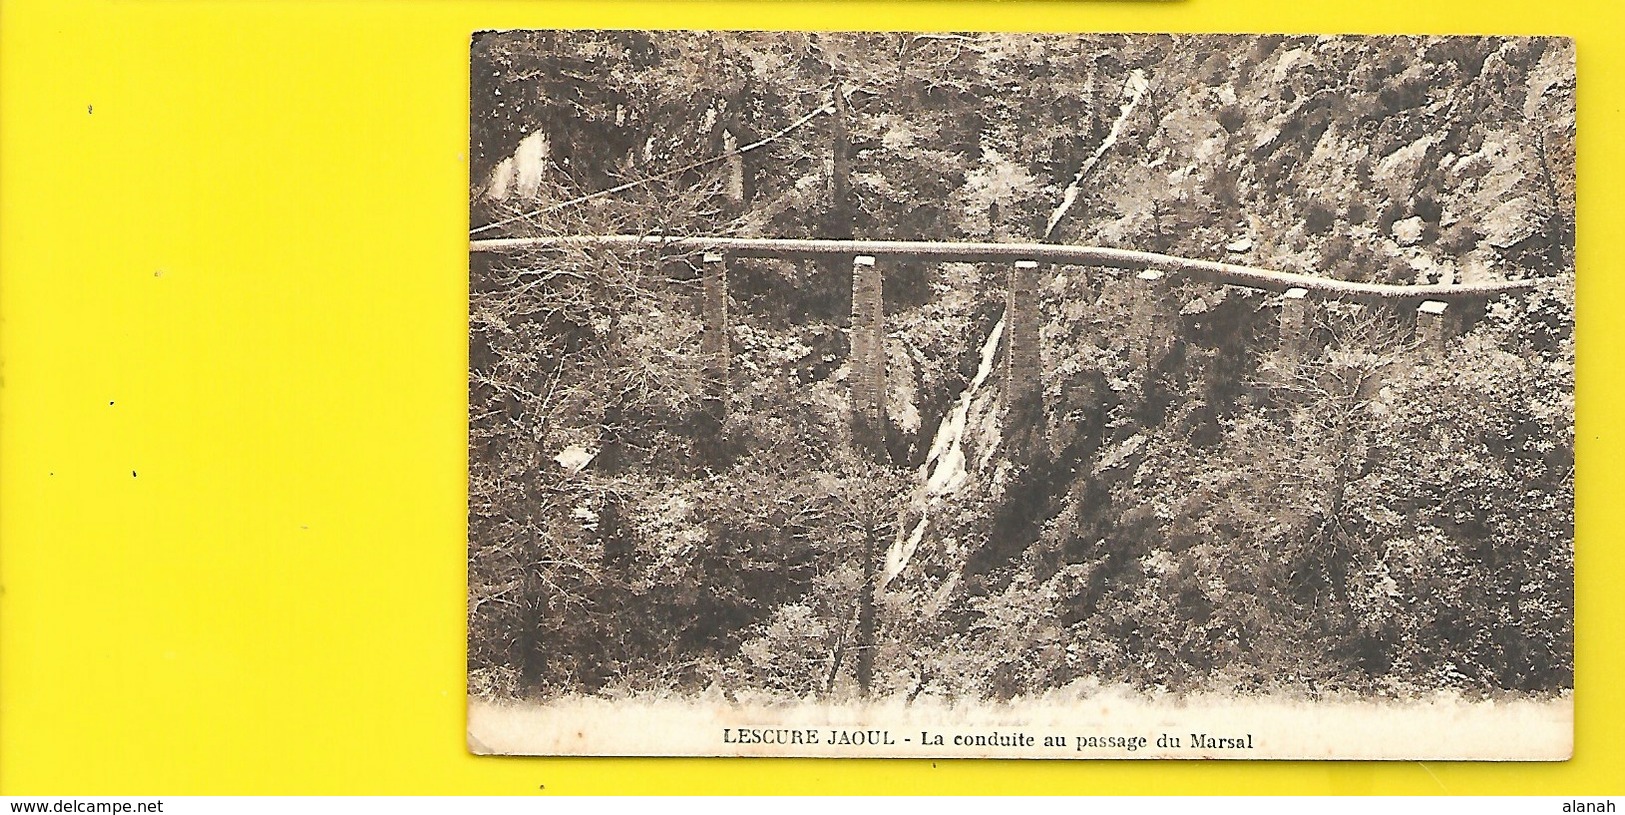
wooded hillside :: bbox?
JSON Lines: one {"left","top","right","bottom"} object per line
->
{"left": 467, "top": 32, "right": 1574, "bottom": 701}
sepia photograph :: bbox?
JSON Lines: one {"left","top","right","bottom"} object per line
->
{"left": 465, "top": 32, "right": 1575, "bottom": 760}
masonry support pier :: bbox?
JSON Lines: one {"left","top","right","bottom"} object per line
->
{"left": 1416, "top": 299, "right": 1455, "bottom": 358}
{"left": 1132, "top": 269, "right": 1172, "bottom": 371}
{"left": 1277, "top": 286, "right": 1311, "bottom": 361}
{"left": 850, "top": 255, "right": 886, "bottom": 448}
{"left": 722, "top": 130, "right": 745, "bottom": 204}
{"left": 700, "top": 252, "right": 730, "bottom": 418}
{"left": 848, "top": 253, "right": 886, "bottom": 697}
{"left": 1004, "top": 259, "right": 1045, "bottom": 452}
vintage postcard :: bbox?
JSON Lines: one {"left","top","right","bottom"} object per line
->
{"left": 466, "top": 32, "right": 1574, "bottom": 759}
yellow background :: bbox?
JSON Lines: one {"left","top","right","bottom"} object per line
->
{"left": 0, "top": 0, "right": 1617, "bottom": 796}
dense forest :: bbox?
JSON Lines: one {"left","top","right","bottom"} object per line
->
{"left": 467, "top": 33, "right": 1575, "bottom": 702}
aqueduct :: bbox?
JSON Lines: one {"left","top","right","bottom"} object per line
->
{"left": 471, "top": 233, "right": 1542, "bottom": 439}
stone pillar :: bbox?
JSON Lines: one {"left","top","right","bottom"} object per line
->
{"left": 1131, "top": 269, "right": 1172, "bottom": 371}
{"left": 848, "top": 250, "right": 885, "bottom": 695}
{"left": 994, "top": 259, "right": 1046, "bottom": 457}
{"left": 1416, "top": 299, "right": 1455, "bottom": 358}
{"left": 700, "top": 252, "right": 729, "bottom": 416}
{"left": 850, "top": 255, "right": 886, "bottom": 445}
{"left": 828, "top": 89, "right": 853, "bottom": 242}
{"left": 1005, "top": 259, "right": 1044, "bottom": 427}
{"left": 1278, "top": 286, "right": 1311, "bottom": 361}
{"left": 722, "top": 130, "right": 745, "bottom": 204}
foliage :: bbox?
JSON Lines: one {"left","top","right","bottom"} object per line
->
{"left": 468, "top": 33, "right": 1574, "bottom": 701}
